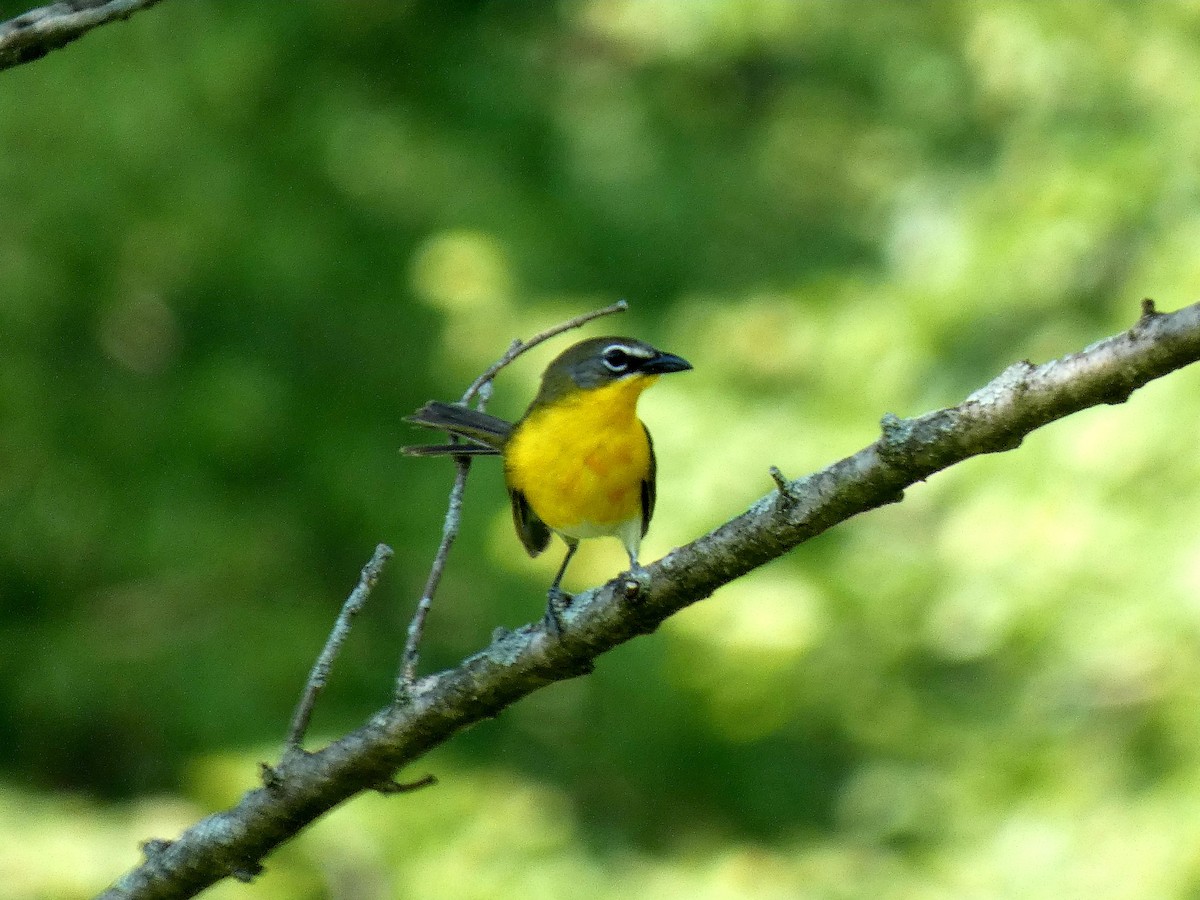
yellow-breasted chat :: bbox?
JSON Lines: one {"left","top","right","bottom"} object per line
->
{"left": 404, "top": 336, "right": 692, "bottom": 632}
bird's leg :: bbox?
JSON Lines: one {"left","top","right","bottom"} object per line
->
{"left": 621, "top": 549, "right": 651, "bottom": 600}
{"left": 544, "top": 540, "right": 579, "bottom": 636}
{"left": 626, "top": 549, "right": 646, "bottom": 577}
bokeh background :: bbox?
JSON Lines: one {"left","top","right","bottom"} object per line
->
{"left": 5, "top": 1, "right": 1200, "bottom": 897}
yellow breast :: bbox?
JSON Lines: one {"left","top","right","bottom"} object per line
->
{"left": 504, "top": 375, "right": 657, "bottom": 539}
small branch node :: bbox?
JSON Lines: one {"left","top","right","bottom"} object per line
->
{"left": 768, "top": 465, "right": 799, "bottom": 507}
{"left": 562, "top": 655, "right": 597, "bottom": 677}
{"left": 139, "top": 838, "right": 173, "bottom": 860}
{"left": 1012, "top": 359, "right": 1037, "bottom": 391}
{"left": 230, "top": 861, "right": 265, "bottom": 884}
{"left": 620, "top": 567, "right": 651, "bottom": 602}
{"left": 877, "top": 412, "right": 915, "bottom": 464}
{"left": 768, "top": 464, "right": 788, "bottom": 492}
{"left": 259, "top": 762, "right": 286, "bottom": 791}
{"left": 879, "top": 412, "right": 906, "bottom": 440}
{"left": 1132, "top": 298, "right": 1164, "bottom": 339}
{"left": 375, "top": 773, "right": 438, "bottom": 795}
{"left": 1100, "top": 381, "right": 1136, "bottom": 406}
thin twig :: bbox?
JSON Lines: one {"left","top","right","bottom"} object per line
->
{"left": 285, "top": 543, "right": 393, "bottom": 750}
{"left": 397, "top": 456, "right": 471, "bottom": 692}
{"left": 460, "top": 300, "right": 628, "bottom": 405}
{"left": 0, "top": 0, "right": 164, "bottom": 71}
{"left": 397, "top": 300, "right": 629, "bottom": 690}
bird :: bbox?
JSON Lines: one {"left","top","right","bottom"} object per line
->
{"left": 404, "top": 335, "right": 692, "bottom": 632}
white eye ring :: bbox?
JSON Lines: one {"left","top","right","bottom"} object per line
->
{"left": 602, "top": 345, "right": 631, "bottom": 372}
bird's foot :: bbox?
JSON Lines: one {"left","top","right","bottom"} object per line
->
{"left": 543, "top": 586, "right": 572, "bottom": 637}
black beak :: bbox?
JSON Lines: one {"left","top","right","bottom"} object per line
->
{"left": 642, "top": 351, "right": 692, "bottom": 375}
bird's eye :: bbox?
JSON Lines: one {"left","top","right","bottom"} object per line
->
{"left": 602, "top": 346, "right": 631, "bottom": 372}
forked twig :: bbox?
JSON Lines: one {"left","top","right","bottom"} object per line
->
{"left": 396, "top": 300, "right": 628, "bottom": 690}
{"left": 285, "top": 544, "right": 393, "bottom": 750}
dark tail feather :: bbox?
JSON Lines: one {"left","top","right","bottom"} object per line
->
{"left": 402, "top": 442, "right": 500, "bottom": 457}
{"left": 404, "top": 400, "right": 513, "bottom": 451}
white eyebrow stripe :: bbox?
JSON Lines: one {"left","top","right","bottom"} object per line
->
{"left": 606, "top": 342, "right": 654, "bottom": 359}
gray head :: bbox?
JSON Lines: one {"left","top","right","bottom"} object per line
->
{"left": 531, "top": 336, "right": 692, "bottom": 405}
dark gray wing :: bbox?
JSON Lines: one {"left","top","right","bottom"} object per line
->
{"left": 640, "top": 423, "right": 656, "bottom": 537}
{"left": 509, "top": 488, "right": 552, "bottom": 557}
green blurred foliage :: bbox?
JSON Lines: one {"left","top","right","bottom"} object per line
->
{"left": 4, "top": 0, "right": 1200, "bottom": 896}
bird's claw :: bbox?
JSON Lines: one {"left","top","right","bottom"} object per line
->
{"left": 543, "top": 586, "right": 571, "bottom": 637}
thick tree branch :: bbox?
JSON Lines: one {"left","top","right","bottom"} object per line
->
{"left": 96, "top": 299, "right": 1200, "bottom": 900}
{"left": 0, "top": 0, "right": 162, "bottom": 71}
